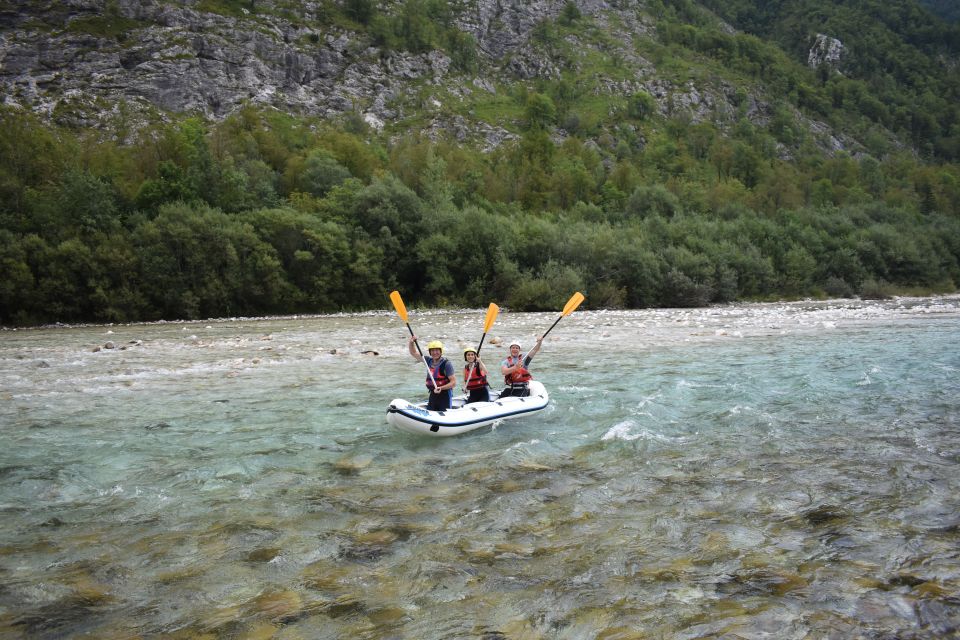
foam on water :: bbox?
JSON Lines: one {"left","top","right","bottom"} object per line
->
{"left": 1, "top": 296, "right": 960, "bottom": 637}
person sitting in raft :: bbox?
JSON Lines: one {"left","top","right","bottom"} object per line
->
{"left": 462, "top": 346, "right": 490, "bottom": 404}
{"left": 500, "top": 336, "right": 543, "bottom": 398}
{"left": 408, "top": 335, "right": 457, "bottom": 411}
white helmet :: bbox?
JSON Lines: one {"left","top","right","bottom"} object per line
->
{"left": 509, "top": 339, "right": 522, "bottom": 349}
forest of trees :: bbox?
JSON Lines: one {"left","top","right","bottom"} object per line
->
{"left": 1, "top": 0, "right": 959, "bottom": 326}
{"left": 2, "top": 102, "right": 958, "bottom": 326}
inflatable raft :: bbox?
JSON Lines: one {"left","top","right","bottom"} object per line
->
{"left": 386, "top": 381, "right": 549, "bottom": 436}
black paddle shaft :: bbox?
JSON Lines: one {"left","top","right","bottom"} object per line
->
{"left": 475, "top": 334, "right": 487, "bottom": 358}
{"left": 524, "top": 315, "right": 563, "bottom": 366}
{"left": 541, "top": 315, "right": 563, "bottom": 341}
{"left": 406, "top": 323, "right": 427, "bottom": 359}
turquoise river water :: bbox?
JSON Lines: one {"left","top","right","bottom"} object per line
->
{"left": 1, "top": 297, "right": 959, "bottom": 639}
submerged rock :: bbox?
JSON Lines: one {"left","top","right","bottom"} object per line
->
{"left": 301, "top": 562, "right": 352, "bottom": 592}
{"left": 246, "top": 589, "right": 303, "bottom": 622}
{"left": 246, "top": 547, "right": 281, "bottom": 563}
{"left": 333, "top": 455, "right": 373, "bottom": 474}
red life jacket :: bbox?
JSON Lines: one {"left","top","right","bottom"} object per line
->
{"left": 425, "top": 357, "right": 451, "bottom": 390}
{"left": 464, "top": 363, "right": 488, "bottom": 390}
{"left": 503, "top": 355, "right": 532, "bottom": 385}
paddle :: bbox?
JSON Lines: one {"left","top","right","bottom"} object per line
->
{"left": 389, "top": 290, "right": 437, "bottom": 390}
{"left": 463, "top": 302, "right": 500, "bottom": 391}
{"left": 524, "top": 291, "right": 585, "bottom": 365}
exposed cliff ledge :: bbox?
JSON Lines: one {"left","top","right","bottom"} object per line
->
{"left": 0, "top": 0, "right": 858, "bottom": 154}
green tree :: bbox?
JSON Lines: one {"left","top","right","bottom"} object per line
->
{"left": 344, "top": 0, "right": 375, "bottom": 24}
{"left": 133, "top": 202, "right": 286, "bottom": 319}
{"left": 301, "top": 150, "right": 353, "bottom": 197}
{"left": 525, "top": 93, "right": 558, "bottom": 131}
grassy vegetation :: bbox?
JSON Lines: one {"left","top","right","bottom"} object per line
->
{"left": 64, "top": 15, "right": 146, "bottom": 39}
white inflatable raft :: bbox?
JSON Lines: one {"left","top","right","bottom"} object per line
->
{"left": 386, "top": 381, "right": 549, "bottom": 436}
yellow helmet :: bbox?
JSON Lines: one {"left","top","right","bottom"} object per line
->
{"left": 426, "top": 340, "right": 444, "bottom": 352}
{"left": 463, "top": 346, "right": 477, "bottom": 359}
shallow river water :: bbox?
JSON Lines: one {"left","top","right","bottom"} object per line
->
{"left": 2, "top": 297, "right": 960, "bottom": 639}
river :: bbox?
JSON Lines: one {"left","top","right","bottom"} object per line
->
{"left": 1, "top": 297, "right": 959, "bottom": 638}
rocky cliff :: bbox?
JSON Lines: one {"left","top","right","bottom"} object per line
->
{"left": 0, "top": 0, "right": 851, "bottom": 152}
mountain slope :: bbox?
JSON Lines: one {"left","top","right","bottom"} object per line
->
{"left": 1, "top": 0, "right": 955, "bottom": 159}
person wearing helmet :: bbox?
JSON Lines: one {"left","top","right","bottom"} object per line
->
{"left": 407, "top": 335, "right": 457, "bottom": 411}
{"left": 462, "top": 347, "right": 490, "bottom": 404}
{"left": 500, "top": 336, "right": 543, "bottom": 397}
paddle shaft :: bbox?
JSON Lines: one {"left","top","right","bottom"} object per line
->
{"left": 518, "top": 319, "right": 561, "bottom": 367}
{"left": 463, "top": 302, "right": 500, "bottom": 392}
{"left": 404, "top": 323, "right": 439, "bottom": 391}
{"left": 524, "top": 293, "right": 582, "bottom": 365}
{"left": 462, "top": 333, "right": 488, "bottom": 391}
{"left": 390, "top": 291, "right": 443, "bottom": 391}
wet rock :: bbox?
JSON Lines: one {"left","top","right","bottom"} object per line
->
{"left": 457, "top": 540, "right": 496, "bottom": 563}
{"left": 340, "top": 543, "right": 388, "bottom": 562}
{"left": 489, "top": 479, "right": 523, "bottom": 493}
{"left": 145, "top": 421, "right": 172, "bottom": 430}
{"left": 917, "top": 599, "right": 959, "bottom": 635}
{"left": 595, "top": 626, "right": 647, "bottom": 639}
{"left": 301, "top": 562, "right": 351, "bottom": 591}
{"left": 719, "top": 567, "right": 808, "bottom": 597}
{"left": 247, "top": 547, "right": 281, "bottom": 563}
{"left": 354, "top": 529, "right": 399, "bottom": 546}
{"left": 493, "top": 542, "right": 535, "bottom": 558}
{"left": 156, "top": 566, "right": 205, "bottom": 585}
{"left": 246, "top": 589, "right": 303, "bottom": 622}
{"left": 321, "top": 594, "right": 365, "bottom": 618}
{"left": 215, "top": 465, "right": 248, "bottom": 480}
{"left": 12, "top": 583, "right": 114, "bottom": 638}
{"left": 36, "top": 360, "right": 50, "bottom": 368}
{"left": 637, "top": 558, "right": 695, "bottom": 582}
{"left": 913, "top": 581, "right": 949, "bottom": 598}
{"left": 238, "top": 622, "right": 280, "bottom": 640}
{"left": 886, "top": 572, "right": 926, "bottom": 588}
{"left": 40, "top": 516, "right": 66, "bottom": 527}
{"left": 800, "top": 504, "right": 849, "bottom": 526}
{"left": 199, "top": 604, "right": 244, "bottom": 632}
{"left": 513, "top": 461, "right": 554, "bottom": 472}
{"left": 104, "top": 341, "right": 115, "bottom": 349}
{"left": 333, "top": 455, "right": 372, "bottom": 475}
{"left": 367, "top": 606, "right": 409, "bottom": 626}
{"left": 361, "top": 350, "right": 379, "bottom": 356}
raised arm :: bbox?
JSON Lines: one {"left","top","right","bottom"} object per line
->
{"left": 407, "top": 334, "right": 422, "bottom": 361}
{"left": 524, "top": 336, "right": 544, "bottom": 366}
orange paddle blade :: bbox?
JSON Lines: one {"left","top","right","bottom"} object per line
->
{"left": 562, "top": 292, "right": 585, "bottom": 316}
{"left": 389, "top": 290, "right": 408, "bottom": 323}
{"left": 483, "top": 303, "right": 500, "bottom": 333}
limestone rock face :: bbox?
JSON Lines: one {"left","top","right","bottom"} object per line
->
{"left": 0, "top": 0, "right": 854, "bottom": 153}
{"left": 808, "top": 33, "right": 845, "bottom": 70}
{"left": 0, "top": 0, "right": 648, "bottom": 126}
